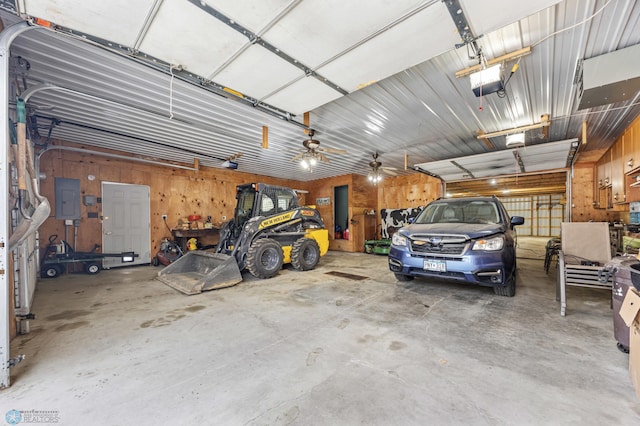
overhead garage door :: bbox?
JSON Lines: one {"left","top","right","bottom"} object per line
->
{"left": 500, "top": 195, "right": 564, "bottom": 237}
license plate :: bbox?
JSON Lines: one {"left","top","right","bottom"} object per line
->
{"left": 424, "top": 259, "right": 446, "bottom": 272}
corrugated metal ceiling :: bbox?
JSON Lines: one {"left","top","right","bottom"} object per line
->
{"left": 1, "top": 0, "right": 639, "bottom": 182}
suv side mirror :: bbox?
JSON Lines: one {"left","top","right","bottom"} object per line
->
{"left": 510, "top": 216, "right": 525, "bottom": 229}
{"left": 408, "top": 217, "right": 415, "bottom": 224}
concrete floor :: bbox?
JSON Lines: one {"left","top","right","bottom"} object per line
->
{"left": 5, "top": 238, "right": 640, "bottom": 425}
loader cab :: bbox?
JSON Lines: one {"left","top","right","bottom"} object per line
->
{"left": 234, "top": 183, "right": 300, "bottom": 229}
{"left": 258, "top": 186, "right": 298, "bottom": 216}
{"left": 234, "top": 184, "right": 258, "bottom": 229}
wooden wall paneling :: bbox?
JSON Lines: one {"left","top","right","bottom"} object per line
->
{"left": 377, "top": 173, "right": 441, "bottom": 210}
{"left": 37, "top": 141, "right": 310, "bottom": 260}
{"left": 349, "top": 175, "right": 377, "bottom": 251}
{"left": 305, "top": 174, "right": 358, "bottom": 251}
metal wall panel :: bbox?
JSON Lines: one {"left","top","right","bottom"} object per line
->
{"left": 501, "top": 194, "right": 564, "bottom": 237}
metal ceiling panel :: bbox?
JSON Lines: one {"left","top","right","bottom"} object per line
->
{"left": 213, "top": 45, "right": 303, "bottom": 100}
{"left": 460, "top": 0, "right": 561, "bottom": 37}
{"left": 137, "top": 0, "right": 248, "bottom": 76}
{"left": 22, "top": 0, "right": 154, "bottom": 46}
{"left": 317, "top": 3, "right": 458, "bottom": 92}
{"left": 262, "top": 76, "right": 343, "bottom": 115}
{"left": 261, "top": 0, "right": 431, "bottom": 69}
{"left": 2, "top": 0, "right": 640, "bottom": 184}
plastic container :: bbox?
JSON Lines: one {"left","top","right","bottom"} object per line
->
{"left": 606, "top": 257, "right": 640, "bottom": 353}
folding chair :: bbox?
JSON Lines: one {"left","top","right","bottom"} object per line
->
{"left": 557, "top": 222, "right": 612, "bottom": 316}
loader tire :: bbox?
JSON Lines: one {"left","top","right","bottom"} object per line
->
{"left": 247, "top": 238, "right": 283, "bottom": 279}
{"left": 291, "top": 238, "right": 320, "bottom": 271}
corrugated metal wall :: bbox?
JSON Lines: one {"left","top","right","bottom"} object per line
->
{"left": 501, "top": 194, "right": 564, "bottom": 237}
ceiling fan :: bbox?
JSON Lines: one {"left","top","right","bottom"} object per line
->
{"left": 368, "top": 152, "right": 398, "bottom": 183}
{"left": 291, "top": 129, "right": 347, "bottom": 170}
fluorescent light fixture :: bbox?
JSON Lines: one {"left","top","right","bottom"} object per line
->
{"left": 470, "top": 64, "right": 503, "bottom": 97}
{"left": 505, "top": 132, "right": 526, "bottom": 148}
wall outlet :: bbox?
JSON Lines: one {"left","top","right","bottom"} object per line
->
{"left": 161, "top": 214, "right": 168, "bottom": 220}
{"left": 221, "top": 215, "right": 226, "bottom": 221}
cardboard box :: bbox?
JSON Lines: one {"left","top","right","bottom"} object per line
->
{"left": 620, "top": 287, "right": 640, "bottom": 400}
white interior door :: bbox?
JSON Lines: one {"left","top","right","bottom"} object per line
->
{"left": 101, "top": 182, "right": 150, "bottom": 267}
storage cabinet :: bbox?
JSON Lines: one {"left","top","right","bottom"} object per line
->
{"left": 597, "top": 151, "right": 611, "bottom": 188}
{"left": 625, "top": 117, "right": 640, "bottom": 203}
{"left": 611, "top": 140, "right": 625, "bottom": 203}
{"left": 594, "top": 151, "right": 611, "bottom": 209}
{"left": 623, "top": 125, "right": 637, "bottom": 174}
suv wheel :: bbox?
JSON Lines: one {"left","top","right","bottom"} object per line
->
{"left": 494, "top": 272, "right": 516, "bottom": 297}
{"left": 394, "top": 273, "right": 414, "bottom": 282}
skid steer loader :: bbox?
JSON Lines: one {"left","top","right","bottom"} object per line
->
{"left": 157, "top": 183, "right": 329, "bottom": 294}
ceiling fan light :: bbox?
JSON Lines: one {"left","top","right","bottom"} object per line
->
{"left": 309, "top": 157, "right": 317, "bottom": 166}
{"left": 300, "top": 159, "right": 308, "bottom": 169}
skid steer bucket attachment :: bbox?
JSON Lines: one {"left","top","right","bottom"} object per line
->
{"left": 157, "top": 251, "right": 242, "bottom": 295}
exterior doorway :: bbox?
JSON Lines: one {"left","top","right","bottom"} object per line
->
{"left": 334, "top": 185, "right": 349, "bottom": 239}
{"left": 101, "top": 182, "right": 151, "bottom": 267}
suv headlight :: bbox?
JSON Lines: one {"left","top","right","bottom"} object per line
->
{"left": 472, "top": 236, "right": 504, "bottom": 251}
{"left": 392, "top": 233, "right": 407, "bottom": 246}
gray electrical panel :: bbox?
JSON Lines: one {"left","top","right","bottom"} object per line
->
{"left": 55, "top": 177, "right": 81, "bottom": 220}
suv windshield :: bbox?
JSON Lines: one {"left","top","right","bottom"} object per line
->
{"left": 415, "top": 200, "right": 500, "bottom": 225}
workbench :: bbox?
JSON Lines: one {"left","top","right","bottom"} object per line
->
{"left": 172, "top": 228, "right": 220, "bottom": 251}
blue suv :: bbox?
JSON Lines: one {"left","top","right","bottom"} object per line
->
{"left": 388, "top": 196, "right": 524, "bottom": 296}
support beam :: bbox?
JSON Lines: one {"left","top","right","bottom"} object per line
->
{"left": 262, "top": 126, "right": 268, "bottom": 149}
{"left": 456, "top": 47, "right": 532, "bottom": 78}
{"left": 477, "top": 115, "right": 551, "bottom": 139}
{"left": 476, "top": 130, "right": 495, "bottom": 149}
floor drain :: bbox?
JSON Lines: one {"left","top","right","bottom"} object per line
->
{"left": 325, "top": 271, "right": 368, "bottom": 281}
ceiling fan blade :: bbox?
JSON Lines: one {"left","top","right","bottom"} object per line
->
{"left": 318, "top": 153, "right": 330, "bottom": 163}
{"left": 291, "top": 152, "right": 305, "bottom": 162}
{"left": 382, "top": 168, "right": 398, "bottom": 176}
{"left": 318, "top": 147, "right": 347, "bottom": 154}
{"left": 226, "top": 152, "right": 244, "bottom": 161}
